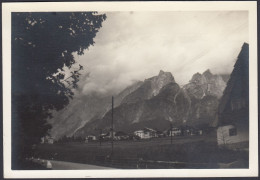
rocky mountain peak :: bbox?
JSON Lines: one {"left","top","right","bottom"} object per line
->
{"left": 158, "top": 70, "right": 175, "bottom": 80}
{"left": 203, "top": 69, "right": 213, "bottom": 79}
{"left": 159, "top": 70, "right": 165, "bottom": 75}
{"left": 184, "top": 69, "right": 226, "bottom": 99}
{"left": 190, "top": 72, "right": 207, "bottom": 85}
{"left": 150, "top": 70, "right": 175, "bottom": 96}
{"left": 120, "top": 70, "right": 175, "bottom": 104}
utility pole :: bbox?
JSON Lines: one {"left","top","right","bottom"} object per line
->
{"left": 111, "top": 96, "right": 114, "bottom": 157}
{"left": 99, "top": 129, "right": 102, "bottom": 146}
{"left": 170, "top": 123, "right": 173, "bottom": 144}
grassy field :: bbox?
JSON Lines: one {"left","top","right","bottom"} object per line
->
{"left": 34, "top": 135, "right": 248, "bottom": 169}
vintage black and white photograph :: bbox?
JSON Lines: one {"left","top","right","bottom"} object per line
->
{"left": 2, "top": 1, "right": 258, "bottom": 178}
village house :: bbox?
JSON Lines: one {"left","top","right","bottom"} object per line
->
{"left": 198, "top": 130, "right": 203, "bottom": 135}
{"left": 41, "top": 135, "right": 54, "bottom": 144}
{"left": 156, "top": 130, "right": 165, "bottom": 138}
{"left": 108, "top": 131, "right": 116, "bottom": 139}
{"left": 217, "top": 124, "right": 248, "bottom": 147}
{"left": 166, "top": 126, "right": 202, "bottom": 137}
{"left": 47, "top": 138, "right": 54, "bottom": 144}
{"left": 134, "top": 127, "right": 158, "bottom": 139}
{"left": 85, "top": 135, "right": 97, "bottom": 143}
{"left": 134, "top": 130, "right": 145, "bottom": 139}
{"left": 101, "top": 133, "right": 110, "bottom": 140}
{"left": 190, "top": 128, "right": 203, "bottom": 136}
{"left": 93, "top": 131, "right": 129, "bottom": 141}
{"left": 114, "top": 131, "right": 129, "bottom": 140}
{"left": 180, "top": 125, "right": 195, "bottom": 136}
{"left": 169, "top": 127, "right": 181, "bottom": 136}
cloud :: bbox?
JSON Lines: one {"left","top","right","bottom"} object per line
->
{"left": 75, "top": 11, "right": 248, "bottom": 95}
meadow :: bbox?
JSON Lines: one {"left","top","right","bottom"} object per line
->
{"left": 34, "top": 134, "right": 248, "bottom": 169}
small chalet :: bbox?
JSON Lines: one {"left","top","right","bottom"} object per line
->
{"left": 180, "top": 125, "right": 194, "bottom": 136}
{"left": 169, "top": 127, "right": 181, "bottom": 136}
{"left": 134, "top": 127, "right": 158, "bottom": 139}
{"left": 217, "top": 124, "right": 248, "bottom": 146}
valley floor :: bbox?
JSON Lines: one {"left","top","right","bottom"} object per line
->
{"left": 33, "top": 135, "right": 248, "bottom": 169}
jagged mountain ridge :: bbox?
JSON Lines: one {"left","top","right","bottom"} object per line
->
{"left": 183, "top": 69, "right": 226, "bottom": 99}
{"left": 120, "top": 70, "right": 175, "bottom": 104}
{"left": 74, "top": 70, "right": 226, "bottom": 137}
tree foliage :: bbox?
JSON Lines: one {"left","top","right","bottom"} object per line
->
{"left": 11, "top": 12, "right": 106, "bottom": 168}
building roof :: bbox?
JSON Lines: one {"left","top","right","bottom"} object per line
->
{"left": 134, "top": 127, "right": 157, "bottom": 133}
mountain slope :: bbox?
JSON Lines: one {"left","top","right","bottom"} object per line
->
{"left": 49, "top": 80, "right": 144, "bottom": 139}
{"left": 74, "top": 70, "right": 224, "bottom": 137}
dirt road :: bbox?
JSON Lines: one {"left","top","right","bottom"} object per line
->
{"left": 34, "top": 159, "right": 115, "bottom": 170}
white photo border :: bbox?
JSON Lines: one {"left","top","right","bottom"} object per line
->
{"left": 2, "top": 1, "right": 258, "bottom": 178}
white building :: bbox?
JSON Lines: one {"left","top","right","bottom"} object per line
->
{"left": 134, "top": 128, "right": 158, "bottom": 139}
{"left": 41, "top": 135, "right": 54, "bottom": 144}
{"left": 217, "top": 124, "right": 248, "bottom": 146}
{"left": 85, "top": 135, "right": 97, "bottom": 142}
{"left": 169, "top": 127, "right": 181, "bottom": 136}
{"left": 134, "top": 130, "right": 146, "bottom": 139}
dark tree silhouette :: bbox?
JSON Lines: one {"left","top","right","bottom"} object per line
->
{"left": 11, "top": 12, "right": 106, "bottom": 169}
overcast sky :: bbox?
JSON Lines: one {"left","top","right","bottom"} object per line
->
{"left": 74, "top": 11, "right": 248, "bottom": 96}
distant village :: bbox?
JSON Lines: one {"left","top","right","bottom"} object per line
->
{"left": 41, "top": 126, "right": 204, "bottom": 144}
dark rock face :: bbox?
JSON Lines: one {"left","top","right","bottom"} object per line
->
{"left": 217, "top": 43, "right": 249, "bottom": 127}
{"left": 220, "top": 74, "right": 230, "bottom": 83}
{"left": 75, "top": 70, "right": 225, "bottom": 137}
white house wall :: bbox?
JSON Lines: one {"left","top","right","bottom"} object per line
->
{"left": 217, "top": 125, "right": 249, "bottom": 145}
